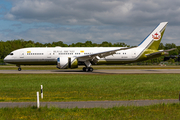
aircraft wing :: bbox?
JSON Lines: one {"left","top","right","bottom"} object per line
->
{"left": 145, "top": 48, "right": 177, "bottom": 57}
{"left": 77, "top": 47, "right": 136, "bottom": 62}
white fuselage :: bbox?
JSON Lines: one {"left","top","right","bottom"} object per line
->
{"left": 4, "top": 46, "right": 143, "bottom": 65}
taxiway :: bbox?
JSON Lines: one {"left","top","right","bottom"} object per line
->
{"left": 0, "top": 99, "right": 178, "bottom": 108}
{"left": 0, "top": 69, "right": 180, "bottom": 74}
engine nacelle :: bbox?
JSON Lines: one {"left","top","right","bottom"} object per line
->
{"left": 57, "top": 57, "right": 78, "bottom": 69}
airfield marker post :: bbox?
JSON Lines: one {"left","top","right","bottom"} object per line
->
{"left": 37, "top": 92, "right": 40, "bottom": 108}
{"left": 41, "top": 85, "right": 43, "bottom": 99}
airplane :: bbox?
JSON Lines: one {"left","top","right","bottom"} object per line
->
{"left": 4, "top": 22, "right": 176, "bottom": 72}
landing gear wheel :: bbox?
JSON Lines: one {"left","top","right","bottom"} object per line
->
{"left": 82, "top": 67, "right": 93, "bottom": 72}
{"left": 18, "top": 68, "right": 21, "bottom": 71}
{"left": 83, "top": 67, "right": 86, "bottom": 72}
{"left": 88, "top": 67, "right": 93, "bottom": 72}
{"left": 86, "top": 68, "right": 89, "bottom": 72}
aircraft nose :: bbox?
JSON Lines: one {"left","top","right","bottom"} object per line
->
{"left": 4, "top": 56, "right": 8, "bottom": 63}
{"left": 4, "top": 55, "right": 15, "bottom": 64}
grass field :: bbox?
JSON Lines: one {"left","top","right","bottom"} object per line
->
{"left": 0, "top": 103, "right": 180, "bottom": 120}
{"left": 0, "top": 74, "right": 180, "bottom": 102}
{"left": 1, "top": 73, "right": 180, "bottom": 119}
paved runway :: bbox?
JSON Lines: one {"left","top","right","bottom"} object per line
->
{"left": 0, "top": 99, "right": 178, "bottom": 108}
{"left": 0, "top": 69, "right": 180, "bottom": 74}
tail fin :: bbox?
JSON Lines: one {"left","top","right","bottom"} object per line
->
{"left": 138, "top": 22, "right": 168, "bottom": 50}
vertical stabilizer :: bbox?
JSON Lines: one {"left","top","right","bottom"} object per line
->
{"left": 138, "top": 22, "right": 168, "bottom": 50}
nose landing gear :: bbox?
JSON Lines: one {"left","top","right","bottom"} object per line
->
{"left": 16, "top": 65, "right": 21, "bottom": 71}
{"left": 18, "top": 67, "right": 21, "bottom": 71}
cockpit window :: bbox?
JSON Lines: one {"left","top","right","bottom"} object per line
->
{"left": 9, "top": 53, "right": 13, "bottom": 55}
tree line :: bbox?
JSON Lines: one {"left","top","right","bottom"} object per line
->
{"left": 0, "top": 39, "right": 179, "bottom": 63}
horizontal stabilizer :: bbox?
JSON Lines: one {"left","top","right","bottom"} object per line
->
{"left": 145, "top": 48, "right": 177, "bottom": 57}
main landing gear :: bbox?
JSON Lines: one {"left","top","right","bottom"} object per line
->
{"left": 82, "top": 60, "right": 94, "bottom": 72}
{"left": 16, "top": 65, "right": 21, "bottom": 71}
{"left": 82, "top": 67, "right": 93, "bottom": 72}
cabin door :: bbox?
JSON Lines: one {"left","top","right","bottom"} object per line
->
{"left": 132, "top": 50, "right": 136, "bottom": 58}
{"left": 47, "top": 51, "right": 52, "bottom": 58}
{"left": 19, "top": 51, "right": 25, "bottom": 58}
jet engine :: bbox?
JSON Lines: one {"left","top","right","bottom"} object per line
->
{"left": 57, "top": 57, "right": 78, "bottom": 69}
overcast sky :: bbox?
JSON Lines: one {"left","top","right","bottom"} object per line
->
{"left": 0, "top": 0, "right": 180, "bottom": 46}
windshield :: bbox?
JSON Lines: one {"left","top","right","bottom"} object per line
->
{"left": 9, "top": 53, "right": 13, "bottom": 55}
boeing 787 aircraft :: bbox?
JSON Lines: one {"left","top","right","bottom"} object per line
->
{"left": 4, "top": 22, "right": 176, "bottom": 72}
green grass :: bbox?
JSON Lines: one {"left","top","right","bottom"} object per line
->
{"left": 0, "top": 103, "right": 180, "bottom": 120}
{"left": 0, "top": 74, "right": 180, "bottom": 102}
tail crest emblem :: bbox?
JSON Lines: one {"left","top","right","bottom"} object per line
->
{"left": 152, "top": 32, "right": 161, "bottom": 40}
